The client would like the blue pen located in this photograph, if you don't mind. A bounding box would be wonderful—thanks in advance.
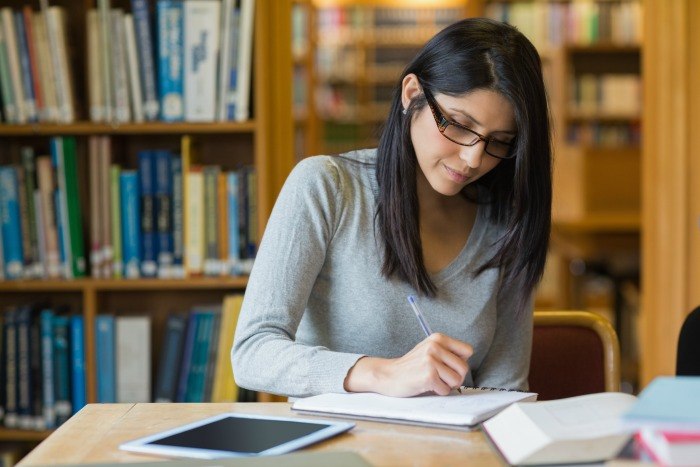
[407,295,433,337]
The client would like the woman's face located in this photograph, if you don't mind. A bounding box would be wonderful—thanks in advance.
[403,76,516,197]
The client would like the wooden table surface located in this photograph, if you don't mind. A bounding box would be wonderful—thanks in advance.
[18,403,504,466]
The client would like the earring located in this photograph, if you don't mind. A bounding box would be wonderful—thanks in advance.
[402,108,407,115]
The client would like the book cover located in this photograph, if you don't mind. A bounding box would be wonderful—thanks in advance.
[216,0,234,121]
[157,0,184,121]
[201,310,221,402]
[95,314,116,403]
[622,376,700,431]
[638,429,700,466]
[483,392,637,465]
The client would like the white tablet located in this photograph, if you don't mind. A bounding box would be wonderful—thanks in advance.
[119,413,355,459]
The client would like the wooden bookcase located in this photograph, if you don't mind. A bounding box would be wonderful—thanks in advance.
[0,0,295,446]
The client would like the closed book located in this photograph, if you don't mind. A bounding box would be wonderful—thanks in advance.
[183,0,220,122]
[1,7,27,123]
[154,151,173,276]
[130,0,159,120]
[638,429,700,466]
[45,5,76,122]
[29,306,45,429]
[234,0,254,121]
[39,308,56,429]
[95,315,116,403]
[115,316,151,403]
[123,14,143,123]
[216,0,235,121]
[89,137,103,277]
[110,164,122,278]
[86,10,104,122]
[120,170,141,279]
[483,392,636,465]
[52,314,72,425]
[50,137,72,279]
[99,137,113,278]
[202,166,220,276]
[110,9,131,123]
[201,310,221,402]
[0,18,18,123]
[32,10,59,122]
[156,0,184,121]
[35,156,60,278]
[175,311,199,402]
[211,294,243,402]
[70,315,86,414]
[97,0,113,122]
[15,306,33,429]
[154,314,186,402]
[184,310,212,402]
[170,156,184,277]
[225,171,240,275]
[20,147,41,278]
[138,151,157,277]
[19,9,41,121]
[3,308,19,428]
[15,165,33,277]
[0,166,25,279]
[184,167,204,276]
[61,137,87,278]
[14,10,37,122]
[622,376,700,432]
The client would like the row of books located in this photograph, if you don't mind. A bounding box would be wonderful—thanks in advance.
[0,0,255,125]
[88,0,254,124]
[0,136,258,281]
[566,122,641,147]
[569,73,641,117]
[0,3,75,124]
[484,0,642,49]
[1,306,86,431]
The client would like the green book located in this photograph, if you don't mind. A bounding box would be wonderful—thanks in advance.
[62,137,86,277]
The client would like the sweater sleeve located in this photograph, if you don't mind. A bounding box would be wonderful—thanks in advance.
[472,272,533,391]
[232,157,365,397]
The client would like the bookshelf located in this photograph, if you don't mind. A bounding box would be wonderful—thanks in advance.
[0,0,295,449]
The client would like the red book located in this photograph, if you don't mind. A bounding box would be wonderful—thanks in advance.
[637,429,700,466]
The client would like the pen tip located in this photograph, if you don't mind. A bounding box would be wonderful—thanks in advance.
[407,295,415,304]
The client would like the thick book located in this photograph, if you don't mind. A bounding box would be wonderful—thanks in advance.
[292,386,537,429]
[637,428,700,466]
[115,316,151,403]
[482,392,637,466]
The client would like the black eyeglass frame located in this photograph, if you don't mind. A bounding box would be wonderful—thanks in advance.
[421,86,516,160]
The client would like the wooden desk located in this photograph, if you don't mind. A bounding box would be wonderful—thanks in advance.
[18,403,502,466]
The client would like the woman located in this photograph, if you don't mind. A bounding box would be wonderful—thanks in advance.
[233,18,551,398]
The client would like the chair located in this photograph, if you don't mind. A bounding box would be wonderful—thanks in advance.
[676,306,700,376]
[530,311,620,401]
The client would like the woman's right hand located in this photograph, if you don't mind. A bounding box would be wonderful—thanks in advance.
[344,333,474,397]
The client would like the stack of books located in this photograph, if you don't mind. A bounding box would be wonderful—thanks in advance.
[622,376,700,465]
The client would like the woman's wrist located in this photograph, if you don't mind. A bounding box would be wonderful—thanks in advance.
[344,356,389,393]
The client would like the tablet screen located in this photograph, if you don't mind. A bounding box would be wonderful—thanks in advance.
[148,416,334,454]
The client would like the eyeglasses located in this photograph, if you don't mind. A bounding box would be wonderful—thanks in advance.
[422,87,516,160]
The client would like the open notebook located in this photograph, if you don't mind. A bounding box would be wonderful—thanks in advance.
[292,387,537,430]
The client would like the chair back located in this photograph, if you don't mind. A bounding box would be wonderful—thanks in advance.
[677,306,700,376]
[530,311,620,401]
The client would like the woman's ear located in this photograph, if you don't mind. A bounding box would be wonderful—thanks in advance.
[401,74,422,112]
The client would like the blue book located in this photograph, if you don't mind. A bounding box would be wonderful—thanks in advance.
[154,314,186,402]
[95,315,116,403]
[120,171,142,278]
[138,151,157,277]
[186,310,215,402]
[156,0,184,121]
[51,137,72,278]
[622,376,700,430]
[0,166,24,279]
[226,171,240,274]
[69,315,86,415]
[170,156,184,275]
[52,315,71,425]
[225,7,240,121]
[39,309,56,429]
[175,311,199,402]
[14,11,36,122]
[131,0,159,120]
[154,151,173,275]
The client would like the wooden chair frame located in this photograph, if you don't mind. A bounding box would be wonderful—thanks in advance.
[533,310,621,392]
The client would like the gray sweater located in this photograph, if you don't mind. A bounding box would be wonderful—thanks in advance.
[232,149,532,398]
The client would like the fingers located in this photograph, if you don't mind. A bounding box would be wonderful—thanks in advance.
[427,333,474,360]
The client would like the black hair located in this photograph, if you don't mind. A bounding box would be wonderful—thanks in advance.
[376,17,552,313]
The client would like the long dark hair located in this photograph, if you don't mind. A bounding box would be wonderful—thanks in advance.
[376,18,552,313]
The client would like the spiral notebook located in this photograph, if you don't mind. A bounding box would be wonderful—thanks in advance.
[292,386,537,430]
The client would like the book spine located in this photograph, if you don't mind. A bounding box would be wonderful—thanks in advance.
[202,166,219,276]
[216,0,234,121]
[62,137,86,277]
[120,171,141,279]
[86,10,104,122]
[69,315,86,415]
[88,137,103,278]
[39,309,55,429]
[99,137,113,279]
[217,172,228,276]
[225,7,239,121]
[110,9,131,123]
[46,6,76,122]
[32,11,58,122]
[130,0,159,121]
[20,147,40,278]
[14,11,37,122]
[97,0,113,122]
[0,166,25,279]
[170,156,184,277]
[1,8,27,123]
[123,14,144,123]
[3,308,18,428]
[95,315,116,403]
[15,306,32,429]
[0,18,18,123]
[154,150,173,277]
[14,164,33,277]
[36,156,60,278]
[154,314,186,402]
[235,0,255,122]
[110,164,123,278]
[115,316,151,403]
[175,311,198,402]
[202,310,221,401]
[29,308,44,429]
[226,171,240,275]
[51,315,71,425]
[50,137,72,279]
[157,0,184,122]
[183,0,220,122]
[184,167,204,275]
[138,151,157,277]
